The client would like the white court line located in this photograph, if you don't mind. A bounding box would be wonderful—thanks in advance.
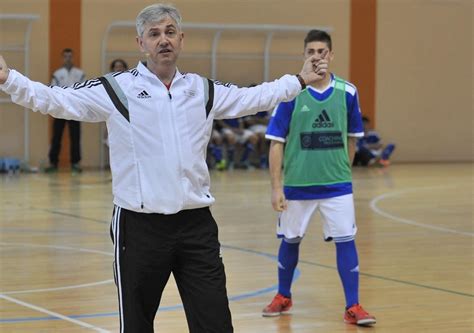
[0,242,113,295]
[0,242,113,256]
[0,294,110,333]
[2,279,114,295]
[369,187,473,237]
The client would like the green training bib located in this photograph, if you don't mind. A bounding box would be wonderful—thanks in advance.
[284,77,352,186]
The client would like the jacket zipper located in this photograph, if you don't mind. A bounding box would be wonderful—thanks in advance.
[136,151,145,209]
[137,75,179,210]
[167,85,186,208]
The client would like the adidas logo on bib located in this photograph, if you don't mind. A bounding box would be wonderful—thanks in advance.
[301,105,311,112]
[313,109,334,128]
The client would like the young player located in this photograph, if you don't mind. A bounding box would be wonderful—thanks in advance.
[263,30,376,326]
[353,116,396,167]
[245,111,270,168]
[217,118,259,169]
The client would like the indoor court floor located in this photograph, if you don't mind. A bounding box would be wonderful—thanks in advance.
[0,163,472,332]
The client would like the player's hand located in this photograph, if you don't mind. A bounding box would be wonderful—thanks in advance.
[0,55,10,85]
[271,188,287,212]
[298,49,329,86]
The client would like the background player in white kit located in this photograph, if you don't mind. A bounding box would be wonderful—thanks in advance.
[46,48,86,173]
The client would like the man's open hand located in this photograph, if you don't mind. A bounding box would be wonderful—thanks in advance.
[0,55,10,85]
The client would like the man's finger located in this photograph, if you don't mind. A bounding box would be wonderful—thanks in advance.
[314,61,328,72]
[321,49,329,60]
[309,55,320,64]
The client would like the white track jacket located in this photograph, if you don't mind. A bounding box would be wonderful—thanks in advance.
[1,62,302,214]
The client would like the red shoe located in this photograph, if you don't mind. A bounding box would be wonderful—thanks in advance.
[378,159,391,167]
[262,293,292,317]
[344,304,376,326]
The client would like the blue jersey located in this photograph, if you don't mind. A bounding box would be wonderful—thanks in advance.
[357,130,381,150]
[243,111,269,127]
[266,74,364,200]
[255,111,269,118]
[222,118,240,128]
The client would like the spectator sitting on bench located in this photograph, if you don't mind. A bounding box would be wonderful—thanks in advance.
[353,116,395,167]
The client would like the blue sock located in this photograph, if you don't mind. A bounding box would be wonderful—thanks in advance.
[278,239,300,298]
[240,143,254,163]
[227,147,235,163]
[381,143,395,160]
[335,240,359,308]
[211,145,223,162]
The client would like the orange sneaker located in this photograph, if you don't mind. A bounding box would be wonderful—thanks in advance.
[344,304,376,326]
[262,293,292,317]
[378,159,391,167]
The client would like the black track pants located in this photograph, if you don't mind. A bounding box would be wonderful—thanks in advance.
[110,206,233,333]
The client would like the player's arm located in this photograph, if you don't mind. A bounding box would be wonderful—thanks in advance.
[347,137,357,164]
[266,101,293,211]
[50,73,59,86]
[366,133,383,150]
[269,140,287,212]
[0,55,112,122]
[347,85,365,162]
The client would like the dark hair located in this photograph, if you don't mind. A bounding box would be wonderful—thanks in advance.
[110,59,129,71]
[304,30,332,50]
[62,48,73,54]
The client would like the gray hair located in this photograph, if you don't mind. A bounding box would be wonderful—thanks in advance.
[136,3,182,37]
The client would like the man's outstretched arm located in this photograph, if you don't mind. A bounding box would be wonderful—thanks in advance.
[0,55,112,123]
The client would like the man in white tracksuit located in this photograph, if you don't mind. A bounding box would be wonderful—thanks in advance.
[0,4,328,333]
